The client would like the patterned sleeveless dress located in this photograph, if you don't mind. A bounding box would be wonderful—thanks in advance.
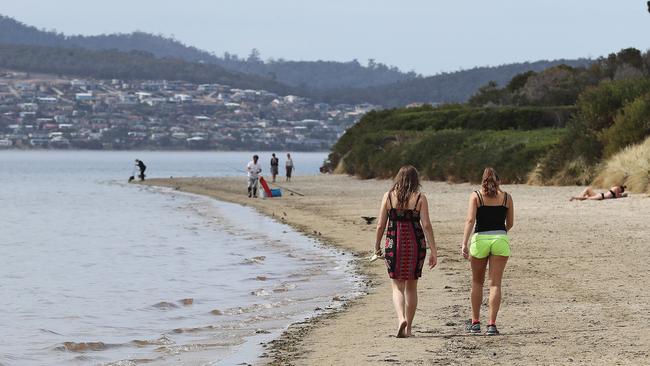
[385,193,428,280]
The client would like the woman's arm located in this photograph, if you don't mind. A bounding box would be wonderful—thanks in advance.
[506,194,515,231]
[461,193,478,259]
[373,192,390,254]
[418,194,438,269]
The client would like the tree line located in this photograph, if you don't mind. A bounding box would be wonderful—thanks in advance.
[0,14,592,106]
[326,48,650,185]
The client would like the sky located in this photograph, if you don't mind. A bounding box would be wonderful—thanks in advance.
[1,1,649,76]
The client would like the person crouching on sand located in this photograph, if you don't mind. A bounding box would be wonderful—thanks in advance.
[135,159,146,181]
[373,165,438,338]
[570,185,627,201]
[461,167,514,336]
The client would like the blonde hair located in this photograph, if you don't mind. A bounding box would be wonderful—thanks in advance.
[390,165,420,208]
[481,167,500,197]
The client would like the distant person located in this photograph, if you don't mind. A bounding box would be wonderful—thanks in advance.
[135,159,146,181]
[270,153,279,183]
[246,155,262,198]
[460,167,514,336]
[570,185,628,201]
[285,153,294,182]
[373,165,437,338]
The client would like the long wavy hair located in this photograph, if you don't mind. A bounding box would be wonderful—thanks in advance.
[390,165,421,208]
[481,167,500,197]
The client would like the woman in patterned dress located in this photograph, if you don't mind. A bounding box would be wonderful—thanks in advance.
[373,165,438,338]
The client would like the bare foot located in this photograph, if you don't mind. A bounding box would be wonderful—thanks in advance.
[396,320,407,338]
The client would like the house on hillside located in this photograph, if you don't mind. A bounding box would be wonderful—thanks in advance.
[75,93,94,102]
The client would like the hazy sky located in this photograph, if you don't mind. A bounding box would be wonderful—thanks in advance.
[2,1,649,75]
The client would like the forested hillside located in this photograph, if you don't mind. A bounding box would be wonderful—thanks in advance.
[327,48,650,186]
[0,15,414,90]
[0,43,292,94]
[0,14,593,106]
[311,59,592,107]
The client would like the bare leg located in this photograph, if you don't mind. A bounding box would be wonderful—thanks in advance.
[391,279,407,337]
[487,255,509,325]
[404,279,418,336]
[470,257,488,322]
[571,187,597,201]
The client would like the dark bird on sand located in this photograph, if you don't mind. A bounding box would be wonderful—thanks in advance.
[361,216,376,225]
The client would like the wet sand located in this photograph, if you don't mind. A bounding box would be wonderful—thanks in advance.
[144,175,650,365]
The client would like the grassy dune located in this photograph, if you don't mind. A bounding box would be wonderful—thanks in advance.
[593,135,650,193]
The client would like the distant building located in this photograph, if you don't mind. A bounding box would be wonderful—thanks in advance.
[173,94,193,103]
[37,97,58,104]
[18,103,38,111]
[75,92,94,101]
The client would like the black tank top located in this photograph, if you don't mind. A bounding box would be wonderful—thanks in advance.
[474,191,508,233]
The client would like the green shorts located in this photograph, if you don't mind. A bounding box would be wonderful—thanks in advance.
[469,233,510,259]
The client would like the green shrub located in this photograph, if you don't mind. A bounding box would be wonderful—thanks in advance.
[333,128,565,183]
[602,92,650,157]
[327,104,575,172]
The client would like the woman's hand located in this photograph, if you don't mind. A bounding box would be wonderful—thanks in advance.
[428,250,437,269]
[374,246,382,256]
[461,243,469,259]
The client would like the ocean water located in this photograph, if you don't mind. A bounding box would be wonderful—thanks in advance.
[0,151,361,365]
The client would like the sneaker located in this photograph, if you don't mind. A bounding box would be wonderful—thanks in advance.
[465,320,480,334]
[486,324,499,336]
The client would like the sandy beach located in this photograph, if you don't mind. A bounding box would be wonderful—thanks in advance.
[144,175,650,365]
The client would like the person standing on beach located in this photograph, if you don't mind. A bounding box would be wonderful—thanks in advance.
[246,155,262,198]
[270,153,279,183]
[460,167,514,336]
[373,165,438,338]
[285,153,294,182]
[135,159,146,181]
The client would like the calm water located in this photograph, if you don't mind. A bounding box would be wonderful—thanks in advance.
[0,151,361,366]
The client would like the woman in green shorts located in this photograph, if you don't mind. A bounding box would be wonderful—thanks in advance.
[460,167,514,336]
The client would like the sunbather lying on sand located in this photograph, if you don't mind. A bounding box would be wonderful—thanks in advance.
[570,185,627,201]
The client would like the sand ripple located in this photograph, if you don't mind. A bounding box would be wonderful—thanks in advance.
[241,256,266,264]
[132,335,174,347]
[151,301,179,310]
[56,341,109,352]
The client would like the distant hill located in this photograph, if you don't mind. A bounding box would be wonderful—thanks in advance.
[0,14,594,106]
[0,15,415,90]
[0,43,292,94]
[310,59,594,107]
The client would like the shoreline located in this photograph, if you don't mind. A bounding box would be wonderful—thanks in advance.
[143,175,650,365]
[143,185,367,365]
[142,177,376,365]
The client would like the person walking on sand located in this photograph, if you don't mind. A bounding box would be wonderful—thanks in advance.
[270,153,279,183]
[246,155,262,198]
[285,153,294,182]
[570,185,627,201]
[461,167,514,336]
[373,165,438,338]
[135,159,146,181]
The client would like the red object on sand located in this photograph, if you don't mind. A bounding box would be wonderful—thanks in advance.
[259,176,273,197]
